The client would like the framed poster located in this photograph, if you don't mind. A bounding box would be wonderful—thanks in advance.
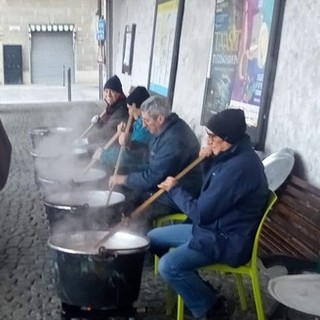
[201,0,285,150]
[148,0,185,104]
[122,24,136,75]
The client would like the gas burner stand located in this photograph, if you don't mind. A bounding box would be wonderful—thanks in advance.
[60,302,136,320]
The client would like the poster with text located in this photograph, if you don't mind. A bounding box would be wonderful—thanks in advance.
[201,0,244,124]
[201,0,284,149]
[229,0,276,128]
[149,0,179,97]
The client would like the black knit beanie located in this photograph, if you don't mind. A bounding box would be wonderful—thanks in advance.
[206,109,246,144]
[127,86,150,108]
[103,75,123,93]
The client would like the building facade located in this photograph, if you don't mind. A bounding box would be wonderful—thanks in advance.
[0,0,100,85]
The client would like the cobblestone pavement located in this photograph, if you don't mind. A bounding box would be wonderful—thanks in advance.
[0,99,315,320]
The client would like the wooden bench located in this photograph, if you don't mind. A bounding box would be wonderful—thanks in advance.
[259,174,320,273]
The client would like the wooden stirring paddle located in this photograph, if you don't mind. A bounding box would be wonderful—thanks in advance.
[95,155,205,250]
[82,130,121,175]
[78,109,106,140]
[106,114,134,206]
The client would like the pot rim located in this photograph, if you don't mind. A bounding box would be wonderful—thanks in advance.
[47,230,150,255]
[38,168,106,184]
[31,147,88,159]
[29,126,73,135]
[30,150,60,159]
[44,190,126,209]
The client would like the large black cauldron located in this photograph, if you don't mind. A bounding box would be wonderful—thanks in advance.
[29,126,74,149]
[44,190,126,232]
[48,230,149,309]
[31,140,89,187]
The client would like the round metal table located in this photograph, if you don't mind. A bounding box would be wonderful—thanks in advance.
[268,274,320,317]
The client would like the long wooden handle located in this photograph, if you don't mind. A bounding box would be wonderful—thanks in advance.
[78,109,106,140]
[106,114,134,205]
[102,130,121,151]
[130,155,205,219]
[79,123,94,140]
[95,155,205,249]
[82,130,121,175]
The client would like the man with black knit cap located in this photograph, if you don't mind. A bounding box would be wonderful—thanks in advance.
[148,108,268,320]
[92,86,151,173]
[88,75,128,144]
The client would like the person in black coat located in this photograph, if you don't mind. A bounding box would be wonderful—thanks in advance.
[87,75,128,145]
[0,119,12,190]
[148,109,268,319]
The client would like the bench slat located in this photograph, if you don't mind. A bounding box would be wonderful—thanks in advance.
[260,224,317,259]
[275,203,319,244]
[260,174,320,263]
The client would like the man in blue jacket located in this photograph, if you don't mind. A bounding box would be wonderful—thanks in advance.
[109,95,202,227]
[148,109,268,319]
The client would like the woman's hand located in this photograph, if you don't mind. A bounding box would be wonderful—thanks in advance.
[118,132,129,146]
[157,176,177,192]
[91,115,100,124]
[117,121,126,133]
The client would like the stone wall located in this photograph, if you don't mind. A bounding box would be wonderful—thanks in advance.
[0,0,99,84]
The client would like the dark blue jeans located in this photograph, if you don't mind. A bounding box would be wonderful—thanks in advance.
[147,224,218,318]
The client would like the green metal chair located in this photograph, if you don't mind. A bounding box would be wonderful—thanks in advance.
[176,191,277,320]
[155,191,277,320]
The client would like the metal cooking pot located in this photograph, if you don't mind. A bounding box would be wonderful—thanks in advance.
[31,141,89,187]
[29,126,74,149]
[48,230,149,309]
[31,147,88,160]
[37,166,107,193]
[44,190,126,232]
[31,147,89,180]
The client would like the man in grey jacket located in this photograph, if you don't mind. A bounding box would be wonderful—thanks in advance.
[109,96,202,228]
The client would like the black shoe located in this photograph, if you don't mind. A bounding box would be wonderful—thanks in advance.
[206,296,235,320]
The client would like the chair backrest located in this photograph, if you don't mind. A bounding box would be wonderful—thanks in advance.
[262,148,294,191]
[251,190,278,267]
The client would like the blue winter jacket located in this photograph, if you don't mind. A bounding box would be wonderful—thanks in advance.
[125,113,202,206]
[100,116,151,171]
[168,135,269,266]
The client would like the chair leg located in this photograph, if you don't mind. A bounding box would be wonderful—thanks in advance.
[234,274,248,311]
[177,295,184,320]
[154,255,159,275]
[251,270,265,320]
[166,285,176,315]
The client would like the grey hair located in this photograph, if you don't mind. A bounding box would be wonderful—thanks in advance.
[140,96,171,119]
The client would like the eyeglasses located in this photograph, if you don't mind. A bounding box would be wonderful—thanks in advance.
[206,130,217,140]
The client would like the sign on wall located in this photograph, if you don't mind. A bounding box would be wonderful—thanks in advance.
[201,0,285,150]
[148,0,185,104]
[122,24,136,75]
[96,18,106,41]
